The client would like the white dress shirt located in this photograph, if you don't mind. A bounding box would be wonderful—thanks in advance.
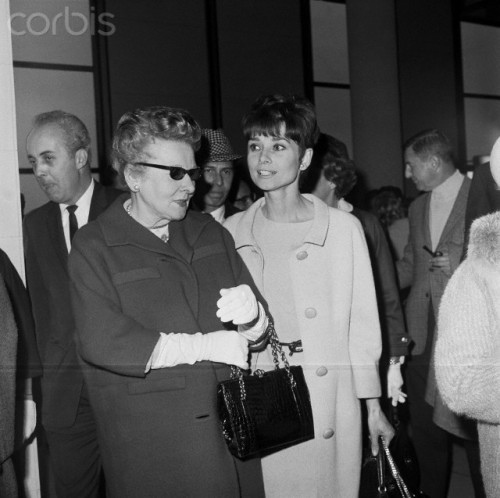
[59,180,95,252]
[208,204,226,224]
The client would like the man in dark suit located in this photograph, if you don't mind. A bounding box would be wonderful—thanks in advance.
[191,128,241,222]
[396,129,484,497]
[24,110,122,497]
[464,137,500,248]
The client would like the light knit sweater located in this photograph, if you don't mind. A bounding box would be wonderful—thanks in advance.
[436,211,500,498]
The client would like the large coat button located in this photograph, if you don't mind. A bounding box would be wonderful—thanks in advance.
[316,366,328,377]
[305,307,317,318]
[296,251,308,260]
[323,428,335,439]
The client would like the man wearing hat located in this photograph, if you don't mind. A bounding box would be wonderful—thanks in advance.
[192,128,242,223]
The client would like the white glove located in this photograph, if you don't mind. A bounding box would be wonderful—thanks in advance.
[216,285,259,325]
[147,331,249,370]
[201,330,249,369]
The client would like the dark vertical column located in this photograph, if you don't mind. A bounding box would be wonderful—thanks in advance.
[104,0,213,130]
[216,0,306,153]
[396,0,464,195]
[346,0,404,194]
[91,0,114,184]
[205,0,223,129]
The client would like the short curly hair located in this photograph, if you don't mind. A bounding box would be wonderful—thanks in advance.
[242,94,320,160]
[111,106,201,186]
[321,158,358,199]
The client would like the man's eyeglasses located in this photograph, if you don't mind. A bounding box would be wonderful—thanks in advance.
[134,162,202,181]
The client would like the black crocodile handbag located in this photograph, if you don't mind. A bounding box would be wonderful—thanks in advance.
[217,319,314,459]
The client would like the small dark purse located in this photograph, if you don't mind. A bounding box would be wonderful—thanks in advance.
[359,408,429,498]
[217,319,314,459]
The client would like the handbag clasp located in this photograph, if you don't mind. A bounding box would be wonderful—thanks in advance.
[279,340,303,356]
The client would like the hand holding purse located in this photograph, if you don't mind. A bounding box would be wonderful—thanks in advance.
[217,319,314,459]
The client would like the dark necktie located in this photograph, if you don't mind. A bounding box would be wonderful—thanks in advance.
[67,205,78,242]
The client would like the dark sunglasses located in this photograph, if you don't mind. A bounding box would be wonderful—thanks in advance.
[134,162,202,181]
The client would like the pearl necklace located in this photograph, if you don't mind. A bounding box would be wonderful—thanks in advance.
[125,201,169,243]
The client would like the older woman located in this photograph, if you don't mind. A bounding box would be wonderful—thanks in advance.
[301,148,411,406]
[224,95,394,498]
[68,106,267,497]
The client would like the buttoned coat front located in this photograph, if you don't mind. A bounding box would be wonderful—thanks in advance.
[224,195,382,498]
[69,196,265,498]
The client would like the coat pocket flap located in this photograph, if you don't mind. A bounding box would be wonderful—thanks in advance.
[112,267,160,285]
[127,376,186,395]
[193,244,226,261]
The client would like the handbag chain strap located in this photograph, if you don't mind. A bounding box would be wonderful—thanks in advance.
[380,437,414,498]
[268,319,296,388]
[230,318,298,398]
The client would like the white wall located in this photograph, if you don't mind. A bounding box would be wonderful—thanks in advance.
[1,0,24,277]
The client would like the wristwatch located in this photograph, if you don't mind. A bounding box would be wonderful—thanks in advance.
[389,356,403,366]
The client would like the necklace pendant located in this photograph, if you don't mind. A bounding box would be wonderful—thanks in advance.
[161,233,169,243]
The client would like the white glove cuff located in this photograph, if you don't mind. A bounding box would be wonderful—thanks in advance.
[238,302,268,342]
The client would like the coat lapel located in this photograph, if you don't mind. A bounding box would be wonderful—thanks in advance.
[437,177,470,247]
[423,194,432,249]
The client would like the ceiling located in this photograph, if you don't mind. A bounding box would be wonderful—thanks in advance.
[461,0,500,25]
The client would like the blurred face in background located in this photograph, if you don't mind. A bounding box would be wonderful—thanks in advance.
[233,180,255,211]
[202,161,234,213]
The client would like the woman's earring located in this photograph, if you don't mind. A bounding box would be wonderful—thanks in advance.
[133,185,140,192]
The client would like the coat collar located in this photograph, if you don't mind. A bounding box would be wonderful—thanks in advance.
[232,193,330,249]
[99,195,214,263]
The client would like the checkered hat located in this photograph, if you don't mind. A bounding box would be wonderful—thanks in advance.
[201,129,242,162]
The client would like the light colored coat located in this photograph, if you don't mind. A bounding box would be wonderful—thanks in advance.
[436,211,500,498]
[224,194,382,498]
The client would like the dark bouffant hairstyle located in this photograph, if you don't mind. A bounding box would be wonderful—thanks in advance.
[242,94,320,160]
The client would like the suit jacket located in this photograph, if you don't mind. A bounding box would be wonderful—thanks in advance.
[464,161,500,251]
[23,181,122,429]
[397,176,470,355]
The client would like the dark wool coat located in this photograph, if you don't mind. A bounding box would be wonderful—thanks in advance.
[69,195,265,498]
[0,248,41,379]
[0,276,19,498]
